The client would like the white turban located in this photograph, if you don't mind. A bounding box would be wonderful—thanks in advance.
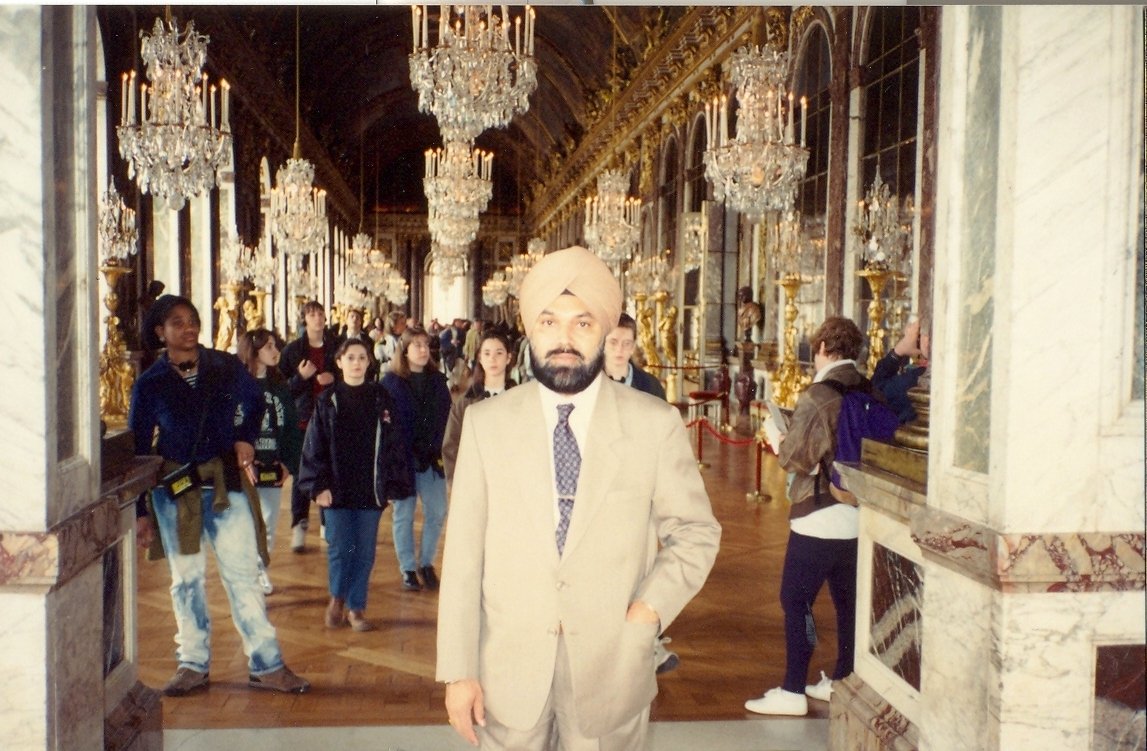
[518,246,623,334]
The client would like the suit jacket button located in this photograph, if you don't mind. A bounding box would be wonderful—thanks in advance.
[555,581,567,590]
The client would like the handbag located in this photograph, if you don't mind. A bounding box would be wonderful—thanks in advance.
[160,462,200,498]
[253,460,284,487]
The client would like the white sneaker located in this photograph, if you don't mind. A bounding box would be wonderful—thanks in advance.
[257,564,274,596]
[290,524,305,553]
[744,687,808,716]
[805,671,833,702]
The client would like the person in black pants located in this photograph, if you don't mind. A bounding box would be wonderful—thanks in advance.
[279,300,340,552]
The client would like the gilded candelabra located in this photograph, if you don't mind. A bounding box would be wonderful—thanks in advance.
[769,273,811,408]
[98,261,135,426]
[97,181,138,427]
[853,174,913,373]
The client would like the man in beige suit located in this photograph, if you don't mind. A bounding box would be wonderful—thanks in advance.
[437,246,721,749]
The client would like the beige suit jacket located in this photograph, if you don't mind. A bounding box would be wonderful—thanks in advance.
[436,378,721,737]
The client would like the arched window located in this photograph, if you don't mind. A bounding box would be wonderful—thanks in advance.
[856,7,921,337]
[860,8,920,199]
[796,24,831,221]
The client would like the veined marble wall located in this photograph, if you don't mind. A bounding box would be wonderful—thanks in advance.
[836,7,1145,751]
[0,8,162,749]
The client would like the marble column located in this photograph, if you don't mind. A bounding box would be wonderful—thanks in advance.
[0,7,162,750]
[831,7,1145,751]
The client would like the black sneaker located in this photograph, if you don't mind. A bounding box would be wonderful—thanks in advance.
[402,570,422,591]
[420,565,440,590]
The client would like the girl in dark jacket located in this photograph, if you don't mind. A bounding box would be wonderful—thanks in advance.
[381,326,452,592]
[297,339,411,631]
[441,328,516,484]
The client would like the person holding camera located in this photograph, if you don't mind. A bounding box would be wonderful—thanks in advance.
[871,318,930,424]
[130,295,310,697]
[238,328,304,595]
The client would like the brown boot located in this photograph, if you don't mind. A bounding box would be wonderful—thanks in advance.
[347,610,376,632]
[248,665,310,694]
[324,596,346,628]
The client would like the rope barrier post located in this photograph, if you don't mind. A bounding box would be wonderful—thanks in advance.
[746,436,770,503]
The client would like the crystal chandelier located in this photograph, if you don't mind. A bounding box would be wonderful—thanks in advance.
[271,11,327,258]
[703,44,809,222]
[584,168,641,271]
[431,244,469,284]
[768,209,805,277]
[385,267,410,306]
[116,15,232,211]
[424,142,494,217]
[289,259,319,301]
[853,174,913,271]
[220,233,252,285]
[427,194,482,248]
[527,236,547,259]
[410,4,537,143]
[482,270,510,308]
[98,182,138,265]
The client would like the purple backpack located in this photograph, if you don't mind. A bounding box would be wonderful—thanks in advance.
[814,377,899,503]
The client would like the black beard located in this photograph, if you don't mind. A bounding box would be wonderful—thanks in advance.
[530,346,605,395]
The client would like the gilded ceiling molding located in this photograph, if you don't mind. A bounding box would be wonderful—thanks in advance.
[528,5,755,231]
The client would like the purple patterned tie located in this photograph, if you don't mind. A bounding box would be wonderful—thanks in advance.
[553,403,580,555]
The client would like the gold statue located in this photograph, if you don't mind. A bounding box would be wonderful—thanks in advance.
[658,304,678,365]
[213,285,239,351]
[242,298,264,331]
[638,304,660,367]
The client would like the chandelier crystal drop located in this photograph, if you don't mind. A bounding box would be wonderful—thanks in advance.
[430,244,469,283]
[116,16,232,211]
[410,4,537,143]
[98,182,139,265]
[703,44,810,222]
[583,169,641,271]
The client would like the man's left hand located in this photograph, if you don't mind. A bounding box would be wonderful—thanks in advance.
[625,599,660,628]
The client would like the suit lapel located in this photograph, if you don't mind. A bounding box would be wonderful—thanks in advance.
[561,381,625,560]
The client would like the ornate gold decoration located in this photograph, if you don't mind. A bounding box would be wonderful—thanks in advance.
[769,273,811,409]
[763,7,788,49]
[895,382,931,451]
[791,6,817,38]
[213,282,241,351]
[857,267,894,374]
[98,262,135,427]
[635,293,660,368]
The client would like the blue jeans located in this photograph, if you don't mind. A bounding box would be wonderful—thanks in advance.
[256,485,284,551]
[392,468,447,572]
[151,485,284,676]
[325,507,382,611]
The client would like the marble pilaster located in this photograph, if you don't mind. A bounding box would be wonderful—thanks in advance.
[0,8,162,750]
[835,8,1146,751]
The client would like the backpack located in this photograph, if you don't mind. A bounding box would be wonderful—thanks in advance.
[814,377,899,505]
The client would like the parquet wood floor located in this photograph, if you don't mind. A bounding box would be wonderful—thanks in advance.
[136,425,841,729]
